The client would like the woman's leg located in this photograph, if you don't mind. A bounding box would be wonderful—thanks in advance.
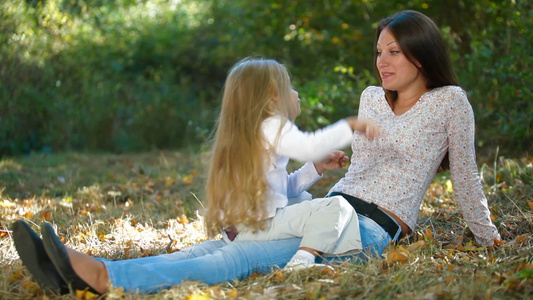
[65,215,388,294]
[104,238,302,293]
[61,240,230,294]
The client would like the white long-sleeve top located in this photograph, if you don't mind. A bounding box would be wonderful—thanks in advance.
[262,115,354,218]
[330,86,501,246]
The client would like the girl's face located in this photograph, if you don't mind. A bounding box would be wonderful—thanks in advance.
[290,88,301,119]
[376,28,425,93]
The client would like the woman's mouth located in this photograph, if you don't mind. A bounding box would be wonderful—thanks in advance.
[381,72,394,80]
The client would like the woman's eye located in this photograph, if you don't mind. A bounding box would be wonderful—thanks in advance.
[391,50,400,55]
[376,51,382,56]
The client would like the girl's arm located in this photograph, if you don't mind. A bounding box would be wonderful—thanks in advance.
[313,150,349,175]
[263,116,379,163]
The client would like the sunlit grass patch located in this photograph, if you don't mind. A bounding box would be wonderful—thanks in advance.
[0,151,532,299]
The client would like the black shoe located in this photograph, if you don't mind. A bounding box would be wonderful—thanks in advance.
[11,220,69,295]
[40,222,100,295]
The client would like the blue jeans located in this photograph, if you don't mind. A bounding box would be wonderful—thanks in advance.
[101,214,394,293]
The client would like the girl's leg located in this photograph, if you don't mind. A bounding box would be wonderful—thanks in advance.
[237,196,359,254]
[104,238,302,293]
[319,213,391,264]
[97,240,229,266]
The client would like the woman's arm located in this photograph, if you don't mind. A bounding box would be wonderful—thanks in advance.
[446,88,501,246]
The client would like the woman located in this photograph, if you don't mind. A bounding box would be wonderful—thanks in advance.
[11,10,499,296]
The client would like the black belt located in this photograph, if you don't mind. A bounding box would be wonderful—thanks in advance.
[328,192,401,240]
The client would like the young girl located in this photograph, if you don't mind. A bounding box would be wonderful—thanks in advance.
[204,57,379,268]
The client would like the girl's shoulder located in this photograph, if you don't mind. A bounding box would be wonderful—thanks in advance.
[262,115,293,133]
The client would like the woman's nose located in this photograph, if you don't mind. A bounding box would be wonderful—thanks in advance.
[377,56,388,67]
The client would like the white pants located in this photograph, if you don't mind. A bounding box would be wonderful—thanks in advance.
[234,195,362,256]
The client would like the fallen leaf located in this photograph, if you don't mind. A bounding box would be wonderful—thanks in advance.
[515,234,530,245]
[183,174,194,185]
[445,179,453,192]
[424,228,434,240]
[227,288,238,298]
[387,246,411,265]
[8,269,24,283]
[273,270,285,282]
[0,199,16,208]
[75,289,99,300]
[407,240,426,252]
[165,177,175,186]
[39,210,52,221]
[177,214,189,224]
[186,294,210,300]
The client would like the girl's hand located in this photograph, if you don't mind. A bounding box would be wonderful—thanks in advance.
[346,117,380,141]
[313,150,349,175]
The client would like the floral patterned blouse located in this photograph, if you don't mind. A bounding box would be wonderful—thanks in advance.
[329,86,500,246]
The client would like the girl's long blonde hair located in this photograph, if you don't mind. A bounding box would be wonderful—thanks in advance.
[204,57,297,237]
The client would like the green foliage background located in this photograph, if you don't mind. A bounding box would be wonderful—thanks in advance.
[1,0,531,158]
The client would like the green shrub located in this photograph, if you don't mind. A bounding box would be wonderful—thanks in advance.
[0,0,530,158]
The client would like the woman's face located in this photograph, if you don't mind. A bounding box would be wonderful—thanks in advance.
[376,28,425,93]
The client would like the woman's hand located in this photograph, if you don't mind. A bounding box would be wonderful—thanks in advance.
[313,150,349,175]
[346,117,380,141]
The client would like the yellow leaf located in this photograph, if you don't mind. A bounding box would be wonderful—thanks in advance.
[387,246,410,265]
[186,294,210,300]
[165,177,175,186]
[406,240,426,253]
[183,174,194,185]
[273,270,285,282]
[445,179,453,192]
[177,214,189,224]
[75,289,99,300]
[464,241,475,251]
[528,201,533,213]
[227,288,238,298]
[0,199,16,208]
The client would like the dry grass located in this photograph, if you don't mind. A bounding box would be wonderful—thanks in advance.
[0,151,532,299]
